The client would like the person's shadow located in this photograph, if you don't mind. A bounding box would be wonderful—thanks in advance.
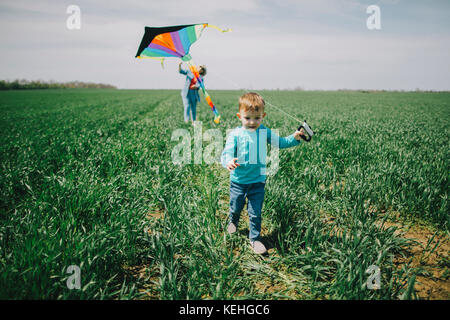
[236,226,296,257]
[260,210,311,256]
[229,206,308,257]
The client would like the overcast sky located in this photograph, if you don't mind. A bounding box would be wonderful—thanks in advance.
[0,0,449,90]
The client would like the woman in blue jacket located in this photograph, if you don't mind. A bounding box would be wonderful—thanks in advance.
[179,62,206,124]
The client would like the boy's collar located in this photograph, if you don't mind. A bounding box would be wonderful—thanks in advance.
[239,124,266,132]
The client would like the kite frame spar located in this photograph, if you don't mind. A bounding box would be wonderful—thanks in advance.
[135,23,230,124]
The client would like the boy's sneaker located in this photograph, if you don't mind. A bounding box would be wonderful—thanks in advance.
[227,222,237,234]
[250,240,267,255]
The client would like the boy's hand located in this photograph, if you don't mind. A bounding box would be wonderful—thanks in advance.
[226,158,240,171]
[294,127,305,141]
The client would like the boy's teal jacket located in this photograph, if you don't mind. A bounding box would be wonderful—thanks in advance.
[221,124,300,184]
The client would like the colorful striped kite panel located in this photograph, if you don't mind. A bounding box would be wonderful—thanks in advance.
[135,24,207,59]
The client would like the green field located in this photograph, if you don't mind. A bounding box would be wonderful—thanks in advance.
[0,89,448,299]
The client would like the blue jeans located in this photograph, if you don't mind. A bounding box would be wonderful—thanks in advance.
[181,90,198,122]
[229,181,265,242]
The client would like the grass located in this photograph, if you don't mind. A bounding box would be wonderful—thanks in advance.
[0,89,448,299]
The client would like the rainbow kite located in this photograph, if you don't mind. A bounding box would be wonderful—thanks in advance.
[135,23,230,124]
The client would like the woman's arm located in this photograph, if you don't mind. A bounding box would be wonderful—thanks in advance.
[179,62,188,75]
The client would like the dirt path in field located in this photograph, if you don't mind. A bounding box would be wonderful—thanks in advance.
[380,217,450,300]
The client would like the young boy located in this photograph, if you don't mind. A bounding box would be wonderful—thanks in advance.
[178,63,207,124]
[220,92,305,254]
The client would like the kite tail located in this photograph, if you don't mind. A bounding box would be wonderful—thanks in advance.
[137,55,165,68]
[205,24,232,33]
[185,59,220,124]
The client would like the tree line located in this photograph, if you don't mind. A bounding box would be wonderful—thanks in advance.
[0,79,117,90]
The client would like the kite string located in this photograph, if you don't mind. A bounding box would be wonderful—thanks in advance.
[212,73,304,124]
[265,101,304,124]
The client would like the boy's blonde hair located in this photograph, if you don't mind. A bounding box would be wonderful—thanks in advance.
[239,92,265,112]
